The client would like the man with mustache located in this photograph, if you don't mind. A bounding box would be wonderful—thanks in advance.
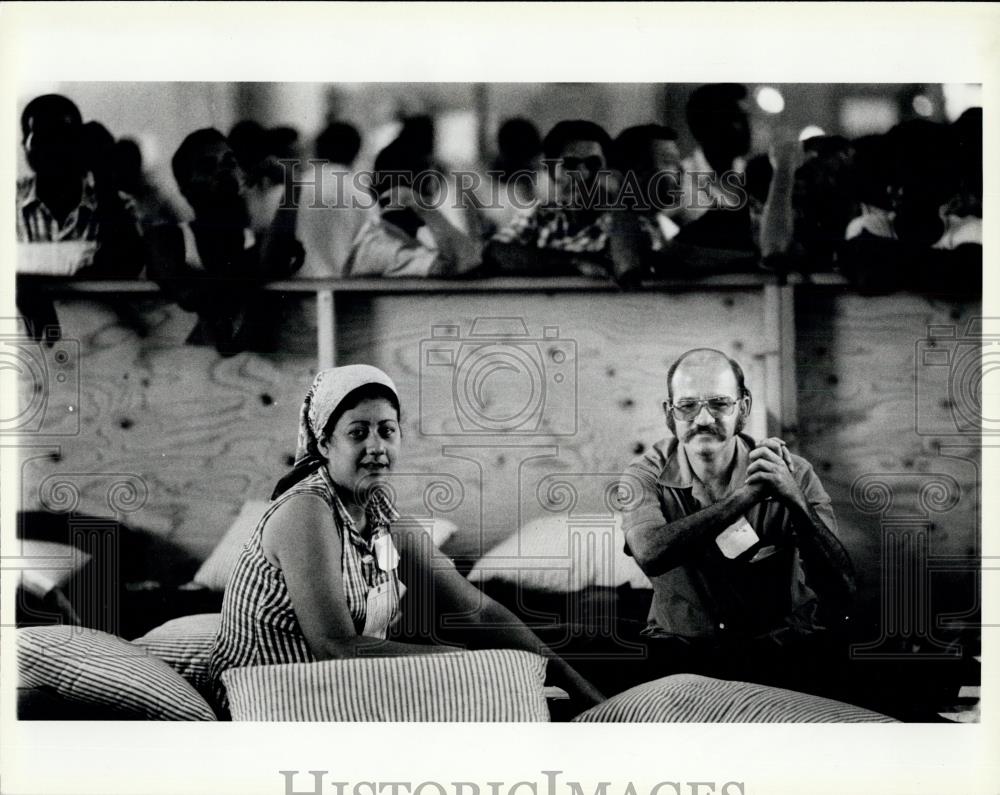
[618,348,856,696]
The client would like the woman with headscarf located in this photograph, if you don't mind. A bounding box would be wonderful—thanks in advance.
[209,365,604,715]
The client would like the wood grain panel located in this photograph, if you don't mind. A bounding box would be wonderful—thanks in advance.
[16,297,314,574]
[336,290,769,555]
[796,289,981,628]
[15,286,982,639]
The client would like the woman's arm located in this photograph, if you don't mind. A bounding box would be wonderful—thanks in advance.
[264,495,457,660]
[394,524,605,709]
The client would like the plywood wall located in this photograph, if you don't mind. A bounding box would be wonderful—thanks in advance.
[334,289,769,559]
[16,295,314,580]
[16,286,981,638]
[795,288,981,639]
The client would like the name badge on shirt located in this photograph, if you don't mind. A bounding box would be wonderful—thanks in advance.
[373,534,400,572]
[715,516,759,559]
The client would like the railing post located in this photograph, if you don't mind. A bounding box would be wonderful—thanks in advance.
[316,289,335,369]
[762,281,798,441]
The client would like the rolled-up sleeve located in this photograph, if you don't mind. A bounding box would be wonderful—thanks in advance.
[344,222,439,277]
[619,447,673,557]
[794,459,838,536]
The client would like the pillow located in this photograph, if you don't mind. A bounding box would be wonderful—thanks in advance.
[192,500,270,590]
[572,673,897,723]
[222,649,549,721]
[132,613,221,692]
[17,625,217,720]
[193,500,457,591]
[467,514,650,592]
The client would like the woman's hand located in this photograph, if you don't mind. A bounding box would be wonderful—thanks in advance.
[547,655,606,711]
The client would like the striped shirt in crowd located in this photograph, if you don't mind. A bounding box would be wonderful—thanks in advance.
[208,467,404,713]
[492,205,610,254]
[16,173,102,242]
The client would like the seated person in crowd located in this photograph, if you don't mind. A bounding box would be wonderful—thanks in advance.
[17,95,142,266]
[228,119,305,243]
[294,121,374,278]
[619,348,857,700]
[786,135,856,268]
[484,120,631,281]
[112,137,183,231]
[342,140,481,277]
[229,119,283,190]
[841,118,981,295]
[845,120,961,248]
[16,94,143,339]
[391,114,483,241]
[475,117,544,238]
[610,124,758,281]
[145,128,304,355]
[753,133,857,272]
[209,365,604,717]
[949,107,982,225]
[677,84,756,252]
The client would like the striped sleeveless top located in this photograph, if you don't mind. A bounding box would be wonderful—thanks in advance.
[208,468,403,712]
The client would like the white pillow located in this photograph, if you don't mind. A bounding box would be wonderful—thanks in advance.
[194,501,457,591]
[573,674,897,723]
[467,514,650,592]
[192,501,270,591]
[222,649,549,721]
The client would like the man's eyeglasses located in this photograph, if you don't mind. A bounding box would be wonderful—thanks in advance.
[670,396,739,421]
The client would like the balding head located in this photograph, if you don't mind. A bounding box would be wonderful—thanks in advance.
[665,348,752,436]
[668,349,748,403]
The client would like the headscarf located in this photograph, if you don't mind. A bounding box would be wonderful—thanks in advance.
[271,365,400,506]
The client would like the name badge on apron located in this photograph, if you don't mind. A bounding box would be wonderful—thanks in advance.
[715,515,759,559]
[362,578,406,638]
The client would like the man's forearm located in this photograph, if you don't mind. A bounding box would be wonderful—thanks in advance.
[788,499,857,615]
[422,211,481,273]
[628,486,759,576]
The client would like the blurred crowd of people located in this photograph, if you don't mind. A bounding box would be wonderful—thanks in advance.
[16,85,982,353]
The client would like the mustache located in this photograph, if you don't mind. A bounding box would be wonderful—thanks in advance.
[684,424,726,442]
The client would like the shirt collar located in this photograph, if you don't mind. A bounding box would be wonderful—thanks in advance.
[318,466,397,554]
[658,432,754,496]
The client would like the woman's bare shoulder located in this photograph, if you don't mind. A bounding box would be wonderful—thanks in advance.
[262,492,338,563]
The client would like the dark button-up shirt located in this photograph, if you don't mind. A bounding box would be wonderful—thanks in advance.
[621,434,838,640]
